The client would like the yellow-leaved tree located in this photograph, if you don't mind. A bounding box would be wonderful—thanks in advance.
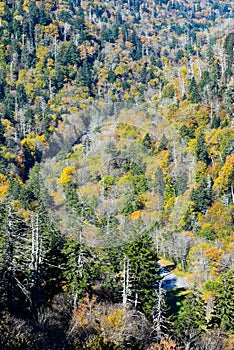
[213,155,234,204]
[0,174,10,200]
[60,166,76,187]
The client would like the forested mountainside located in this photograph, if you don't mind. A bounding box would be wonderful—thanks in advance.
[0,0,233,349]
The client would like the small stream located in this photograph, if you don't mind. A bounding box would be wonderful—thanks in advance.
[158,265,190,290]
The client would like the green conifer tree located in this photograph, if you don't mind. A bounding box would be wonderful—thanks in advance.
[175,288,207,349]
[195,133,210,164]
[191,177,212,214]
[209,270,234,332]
[124,232,159,317]
[189,77,201,103]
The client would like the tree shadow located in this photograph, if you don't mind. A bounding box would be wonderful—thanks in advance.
[166,288,186,318]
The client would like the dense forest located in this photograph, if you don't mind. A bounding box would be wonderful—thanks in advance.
[0,0,233,349]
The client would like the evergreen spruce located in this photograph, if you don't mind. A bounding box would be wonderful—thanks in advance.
[175,288,207,349]
[209,270,234,332]
[191,177,213,214]
[195,133,210,164]
[124,233,159,317]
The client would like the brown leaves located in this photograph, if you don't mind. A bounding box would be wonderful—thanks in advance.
[69,295,151,348]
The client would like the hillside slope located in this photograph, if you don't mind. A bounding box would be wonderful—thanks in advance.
[0,0,233,349]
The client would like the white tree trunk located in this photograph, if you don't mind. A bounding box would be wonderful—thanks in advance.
[30,214,41,273]
[122,256,130,308]
[231,184,234,205]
